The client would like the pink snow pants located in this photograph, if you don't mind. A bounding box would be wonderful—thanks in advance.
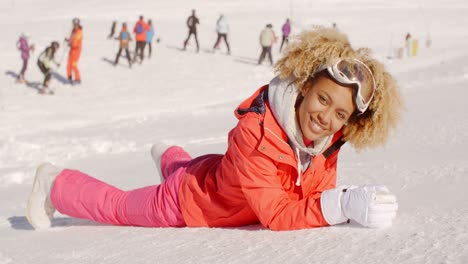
[50,146,191,227]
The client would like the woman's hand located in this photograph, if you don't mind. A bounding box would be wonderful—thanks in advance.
[341,185,398,228]
[321,185,398,228]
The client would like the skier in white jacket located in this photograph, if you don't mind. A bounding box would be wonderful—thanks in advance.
[212,14,230,54]
[258,24,276,65]
[37,41,60,94]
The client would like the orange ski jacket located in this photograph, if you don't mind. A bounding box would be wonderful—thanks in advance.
[178,85,343,230]
[133,20,149,42]
[68,27,82,55]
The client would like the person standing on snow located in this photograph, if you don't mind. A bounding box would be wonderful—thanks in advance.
[146,19,155,58]
[65,18,83,85]
[212,14,230,55]
[183,9,200,52]
[405,32,412,58]
[133,15,149,64]
[27,27,402,231]
[279,18,291,52]
[37,41,60,94]
[16,33,35,83]
[114,23,132,68]
[258,24,277,65]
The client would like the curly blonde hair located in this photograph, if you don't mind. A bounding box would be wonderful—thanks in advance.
[275,26,403,150]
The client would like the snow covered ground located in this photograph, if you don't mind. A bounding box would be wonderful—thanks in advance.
[1,0,467,263]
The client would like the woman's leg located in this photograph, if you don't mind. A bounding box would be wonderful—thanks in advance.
[183,32,191,50]
[147,42,152,58]
[37,61,49,90]
[159,146,192,181]
[19,59,28,79]
[222,34,230,53]
[44,69,52,87]
[37,61,47,74]
[267,47,273,65]
[139,42,146,62]
[258,46,267,64]
[133,42,139,62]
[114,48,123,64]
[50,168,186,227]
[279,35,286,52]
[194,32,200,52]
[213,34,221,49]
[124,48,132,65]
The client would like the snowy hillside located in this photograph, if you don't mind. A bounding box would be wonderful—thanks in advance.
[1,0,467,263]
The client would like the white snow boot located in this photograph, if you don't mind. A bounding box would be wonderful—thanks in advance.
[26,162,62,230]
[150,142,170,183]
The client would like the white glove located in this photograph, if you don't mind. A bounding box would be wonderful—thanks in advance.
[321,185,398,228]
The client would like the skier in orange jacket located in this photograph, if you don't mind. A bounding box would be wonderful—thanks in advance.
[66,18,83,85]
[133,15,149,64]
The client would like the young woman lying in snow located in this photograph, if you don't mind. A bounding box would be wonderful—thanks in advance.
[27,27,402,231]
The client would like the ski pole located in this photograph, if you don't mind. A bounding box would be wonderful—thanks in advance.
[57,39,69,67]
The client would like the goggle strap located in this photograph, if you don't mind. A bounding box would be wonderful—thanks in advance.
[322,136,346,159]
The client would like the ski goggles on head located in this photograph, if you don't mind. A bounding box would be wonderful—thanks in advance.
[325,58,376,113]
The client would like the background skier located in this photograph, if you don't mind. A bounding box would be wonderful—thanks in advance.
[114,22,133,68]
[258,23,276,65]
[146,19,155,58]
[37,41,60,94]
[133,15,149,64]
[405,32,412,57]
[279,18,291,52]
[16,33,34,83]
[65,18,83,85]
[183,9,200,52]
[212,14,230,55]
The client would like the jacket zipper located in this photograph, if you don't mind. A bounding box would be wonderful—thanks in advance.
[295,147,301,186]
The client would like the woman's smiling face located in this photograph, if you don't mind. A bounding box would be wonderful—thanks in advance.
[296,75,356,141]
